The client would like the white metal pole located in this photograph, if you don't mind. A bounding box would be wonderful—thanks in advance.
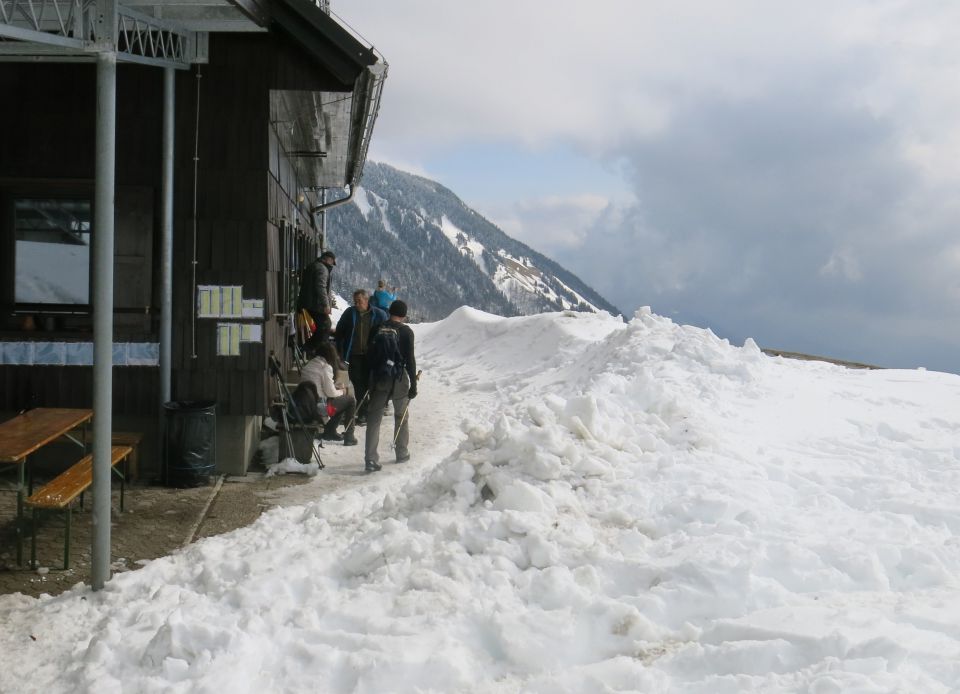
[91,51,117,591]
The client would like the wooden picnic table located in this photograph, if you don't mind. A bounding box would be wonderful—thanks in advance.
[0,408,93,565]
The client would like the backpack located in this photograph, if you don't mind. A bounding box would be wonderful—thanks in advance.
[296,261,317,311]
[290,381,320,424]
[368,324,405,384]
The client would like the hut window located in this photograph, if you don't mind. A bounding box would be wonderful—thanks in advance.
[14,198,92,306]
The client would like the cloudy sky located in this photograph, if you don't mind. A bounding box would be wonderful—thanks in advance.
[336,1,960,374]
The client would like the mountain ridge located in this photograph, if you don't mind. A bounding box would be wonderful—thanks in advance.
[326,161,621,322]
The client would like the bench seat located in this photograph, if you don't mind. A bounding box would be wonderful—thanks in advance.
[105,432,143,482]
[26,445,132,568]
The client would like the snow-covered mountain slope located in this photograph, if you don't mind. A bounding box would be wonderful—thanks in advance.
[326,161,621,321]
[4,306,960,692]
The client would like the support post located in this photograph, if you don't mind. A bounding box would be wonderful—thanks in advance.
[160,67,175,405]
[91,51,117,591]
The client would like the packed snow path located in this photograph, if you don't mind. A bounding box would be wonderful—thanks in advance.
[2,307,960,693]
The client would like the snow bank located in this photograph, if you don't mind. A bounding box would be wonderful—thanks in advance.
[3,306,960,692]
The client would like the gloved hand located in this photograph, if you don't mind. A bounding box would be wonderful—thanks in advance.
[408,385,418,400]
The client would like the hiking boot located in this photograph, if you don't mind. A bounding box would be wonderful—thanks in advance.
[343,434,358,446]
[395,454,410,464]
[356,415,367,426]
[364,460,381,473]
[321,431,343,442]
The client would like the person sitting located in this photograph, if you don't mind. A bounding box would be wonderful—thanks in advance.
[371,279,397,312]
[300,342,358,445]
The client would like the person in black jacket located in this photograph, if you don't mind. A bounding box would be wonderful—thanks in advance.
[363,300,417,472]
[335,289,389,424]
[297,250,336,350]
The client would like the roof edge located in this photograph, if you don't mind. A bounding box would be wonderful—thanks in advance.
[268,0,378,85]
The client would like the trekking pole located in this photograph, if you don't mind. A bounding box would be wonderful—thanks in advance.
[393,370,422,447]
[343,389,371,431]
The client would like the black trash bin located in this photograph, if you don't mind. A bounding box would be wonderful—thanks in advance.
[163,400,216,487]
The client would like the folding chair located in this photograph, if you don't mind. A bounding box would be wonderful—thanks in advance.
[268,352,324,469]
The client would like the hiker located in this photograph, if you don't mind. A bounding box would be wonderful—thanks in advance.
[335,289,389,424]
[300,342,358,445]
[371,279,397,312]
[296,250,337,350]
[364,300,417,472]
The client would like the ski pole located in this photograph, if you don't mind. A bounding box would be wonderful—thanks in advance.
[393,370,422,446]
[343,389,371,431]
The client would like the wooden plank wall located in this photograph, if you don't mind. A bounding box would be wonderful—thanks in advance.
[0,34,349,418]
[171,35,276,417]
[0,366,159,413]
[0,63,163,415]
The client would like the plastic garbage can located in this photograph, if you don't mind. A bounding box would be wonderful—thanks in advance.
[163,400,216,487]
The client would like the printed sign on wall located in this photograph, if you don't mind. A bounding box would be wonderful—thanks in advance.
[198,285,243,318]
[216,322,263,356]
[199,286,265,357]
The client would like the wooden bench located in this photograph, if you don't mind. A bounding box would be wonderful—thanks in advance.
[110,431,143,482]
[26,445,132,569]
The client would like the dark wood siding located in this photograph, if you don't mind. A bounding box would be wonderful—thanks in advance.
[0,32,346,417]
[0,63,163,415]
[170,34,333,417]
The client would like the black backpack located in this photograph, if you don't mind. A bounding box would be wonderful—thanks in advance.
[290,381,320,423]
[369,324,405,383]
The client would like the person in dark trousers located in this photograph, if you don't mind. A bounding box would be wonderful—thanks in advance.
[300,342,358,445]
[297,250,337,350]
[335,289,388,423]
[364,300,417,473]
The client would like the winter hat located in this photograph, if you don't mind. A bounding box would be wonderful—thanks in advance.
[389,300,407,318]
[320,250,336,265]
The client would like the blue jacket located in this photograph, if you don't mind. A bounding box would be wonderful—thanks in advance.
[371,289,396,311]
[335,305,388,359]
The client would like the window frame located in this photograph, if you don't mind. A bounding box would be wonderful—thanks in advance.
[2,180,95,317]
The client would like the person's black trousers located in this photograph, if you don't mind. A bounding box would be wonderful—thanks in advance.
[303,309,331,351]
[348,354,371,417]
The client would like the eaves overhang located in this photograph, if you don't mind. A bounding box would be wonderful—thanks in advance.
[0,0,387,192]
[266,0,387,196]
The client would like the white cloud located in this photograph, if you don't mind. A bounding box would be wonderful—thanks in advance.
[485,193,617,251]
[337,1,960,372]
[342,2,960,159]
[820,248,863,282]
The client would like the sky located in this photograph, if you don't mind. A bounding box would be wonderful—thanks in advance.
[333,1,960,374]
[4,307,960,691]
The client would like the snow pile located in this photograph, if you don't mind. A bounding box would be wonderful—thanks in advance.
[264,456,320,478]
[2,306,960,692]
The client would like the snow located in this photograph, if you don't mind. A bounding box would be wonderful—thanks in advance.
[493,249,603,314]
[15,239,90,304]
[4,306,960,692]
[440,215,489,274]
[369,191,398,239]
[352,187,373,221]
